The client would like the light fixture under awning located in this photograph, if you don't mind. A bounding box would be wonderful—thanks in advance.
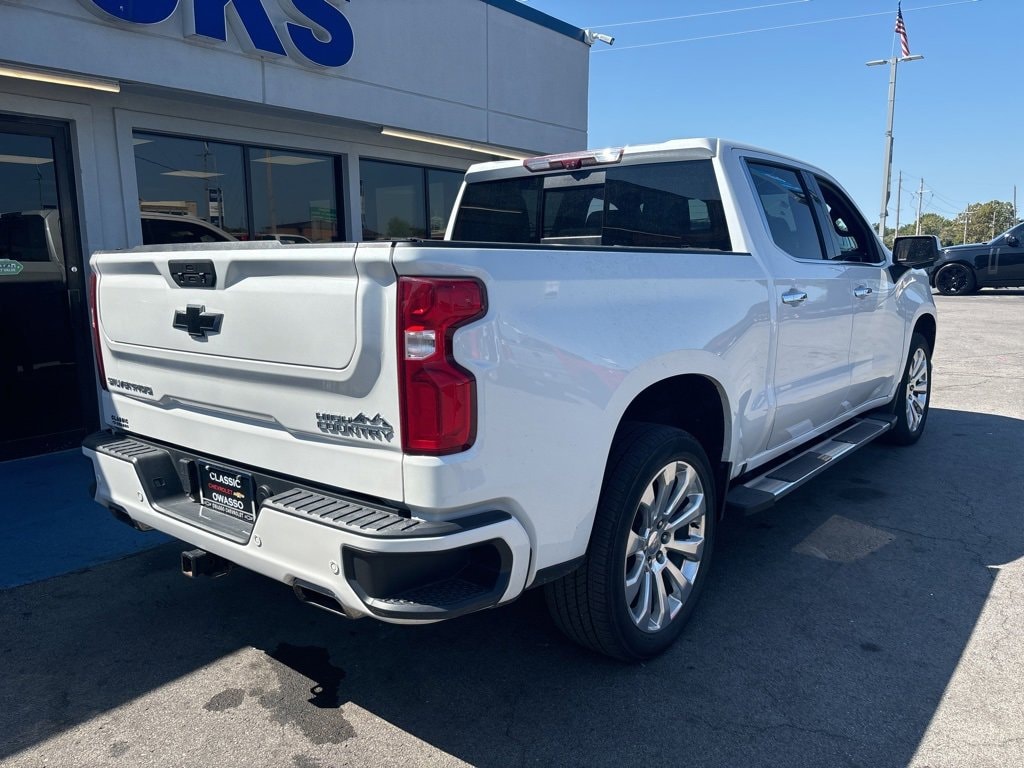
[0,63,120,93]
[380,127,532,160]
[0,154,54,166]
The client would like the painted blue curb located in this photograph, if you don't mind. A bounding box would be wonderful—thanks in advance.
[0,450,169,589]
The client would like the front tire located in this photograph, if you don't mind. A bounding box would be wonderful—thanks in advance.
[934,263,976,295]
[882,332,932,445]
[545,423,716,661]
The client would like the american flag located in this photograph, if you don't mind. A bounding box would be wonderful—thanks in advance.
[895,3,911,57]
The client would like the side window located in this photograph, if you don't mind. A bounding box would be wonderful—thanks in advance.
[814,177,882,263]
[747,162,824,260]
[1006,222,1024,245]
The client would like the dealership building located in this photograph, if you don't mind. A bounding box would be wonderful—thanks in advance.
[0,0,592,460]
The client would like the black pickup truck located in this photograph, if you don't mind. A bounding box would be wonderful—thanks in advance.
[930,222,1024,295]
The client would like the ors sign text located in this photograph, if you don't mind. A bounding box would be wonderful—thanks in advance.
[79,0,354,68]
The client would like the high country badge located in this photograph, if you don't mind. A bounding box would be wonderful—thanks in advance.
[316,412,395,442]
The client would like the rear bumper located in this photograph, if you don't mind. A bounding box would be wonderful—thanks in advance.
[82,431,530,623]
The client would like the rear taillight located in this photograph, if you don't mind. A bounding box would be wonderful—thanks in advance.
[89,272,107,391]
[398,277,486,455]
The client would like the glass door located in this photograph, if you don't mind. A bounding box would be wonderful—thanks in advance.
[0,117,96,460]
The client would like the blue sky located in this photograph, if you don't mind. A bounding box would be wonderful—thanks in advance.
[526,0,1022,227]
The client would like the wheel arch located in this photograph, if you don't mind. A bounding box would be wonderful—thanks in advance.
[913,312,937,353]
[614,374,731,517]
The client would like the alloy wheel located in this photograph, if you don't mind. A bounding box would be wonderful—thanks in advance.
[905,348,929,432]
[937,265,971,294]
[624,461,707,633]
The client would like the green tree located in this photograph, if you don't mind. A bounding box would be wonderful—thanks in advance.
[880,213,952,248]
[945,201,1017,245]
[877,200,1020,248]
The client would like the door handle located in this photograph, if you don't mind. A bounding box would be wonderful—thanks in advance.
[781,290,808,306]
[853,285,873,299]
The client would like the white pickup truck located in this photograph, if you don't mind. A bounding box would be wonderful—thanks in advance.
[84,139,938,660]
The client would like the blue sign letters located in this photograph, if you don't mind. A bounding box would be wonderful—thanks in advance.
[285,0,353,67]
[187,0,286,56]
[78,0,354,68]
[83,0,180,24]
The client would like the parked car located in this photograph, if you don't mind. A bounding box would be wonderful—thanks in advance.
[140,212,237,245]
[84,138,939,660]
[930,222,1024,295]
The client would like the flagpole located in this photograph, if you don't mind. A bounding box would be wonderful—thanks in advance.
[867,4,923,242]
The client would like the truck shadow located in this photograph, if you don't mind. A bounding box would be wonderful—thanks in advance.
[0,407,1020,766]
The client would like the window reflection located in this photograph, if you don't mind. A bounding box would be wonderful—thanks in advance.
[0,133,61,263]
[134,133,246,239]
[361,160,465,241]
[133,132,342,244]
[249,148,338,243]
[0,134,58,215]
[427,168,463,238]
[360,160,426,239]
[749,163,824,260]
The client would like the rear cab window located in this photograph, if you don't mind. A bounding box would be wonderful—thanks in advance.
[451,160,732,252]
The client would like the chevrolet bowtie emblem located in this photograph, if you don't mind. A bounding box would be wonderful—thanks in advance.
[173,304,223,339]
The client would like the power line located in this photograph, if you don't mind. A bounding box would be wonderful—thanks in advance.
[590,1,811,30]
[929,189,972,208]
[594,0,980,53]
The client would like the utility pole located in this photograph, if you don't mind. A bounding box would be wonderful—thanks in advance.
[915,177,924,235]
[991,208,997,240]
[1014,185,1018,223]
[867,53,924,238]
[894,171,903,238]
[963,207,970,244]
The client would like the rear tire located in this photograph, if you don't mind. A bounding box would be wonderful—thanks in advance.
[881,332,931,446]
[934,263,976,295]
[545,423,716,661]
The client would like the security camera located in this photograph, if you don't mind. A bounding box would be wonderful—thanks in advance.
[584,30,615,46]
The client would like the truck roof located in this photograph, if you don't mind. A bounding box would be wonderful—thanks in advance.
[464,138,808,183]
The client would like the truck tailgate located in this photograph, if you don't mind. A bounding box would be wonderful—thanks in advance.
[91,242,403,499]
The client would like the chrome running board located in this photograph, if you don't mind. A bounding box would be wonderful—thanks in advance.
[726,415,896,515]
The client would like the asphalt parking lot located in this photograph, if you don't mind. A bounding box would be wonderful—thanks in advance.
[2,290,1022,768]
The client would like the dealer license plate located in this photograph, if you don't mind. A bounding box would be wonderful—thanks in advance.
[197,461,257,523]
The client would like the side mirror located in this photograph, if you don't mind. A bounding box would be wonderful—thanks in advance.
[893,235,940,268]
[1006,235,1020,248]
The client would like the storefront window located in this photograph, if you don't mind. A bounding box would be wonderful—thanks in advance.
[360,159,464,241]
[133,133,247,239]
[0,134,59,221]
[248,147,339,243]
[428,168,463,238]
[360,160,426,239]
[134,132,342,244]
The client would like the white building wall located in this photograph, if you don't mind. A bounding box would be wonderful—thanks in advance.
[2,0,589,152]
